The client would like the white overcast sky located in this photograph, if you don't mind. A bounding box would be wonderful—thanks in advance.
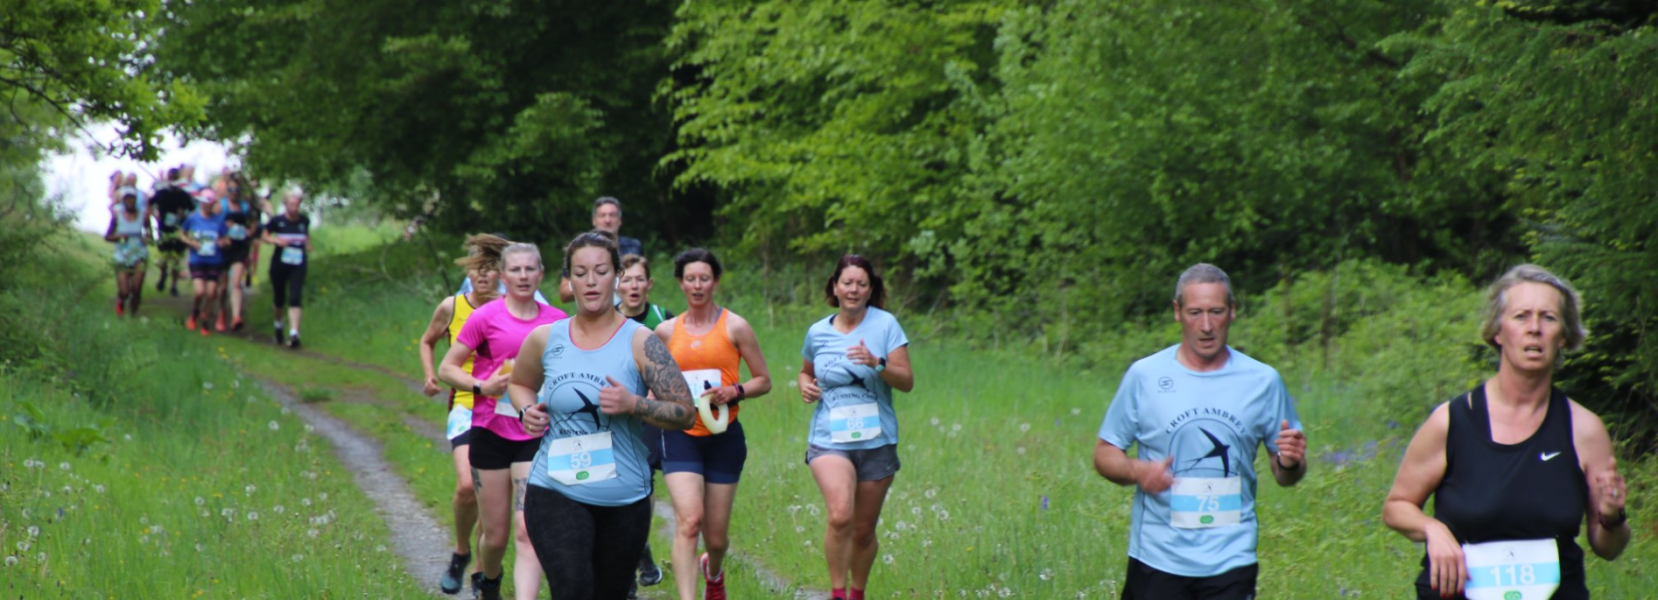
[43,123,231,232]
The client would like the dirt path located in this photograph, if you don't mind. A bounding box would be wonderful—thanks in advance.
[260,379,453,596]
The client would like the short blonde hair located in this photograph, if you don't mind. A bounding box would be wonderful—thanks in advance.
[501,242,543,270]
[1480,264,1588,352]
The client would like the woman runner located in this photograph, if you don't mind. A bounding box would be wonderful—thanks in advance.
[510,230,696,600]
[263,191,312,348]
[654,248,772,600]
[180,189,228,337]
[420,234,509,594]
[798,255,915,600]
[439,243,567,600]
[1384,265,1629,600]
[105,186,151,316]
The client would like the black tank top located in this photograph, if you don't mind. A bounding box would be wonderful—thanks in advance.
[1415,385,1588,599]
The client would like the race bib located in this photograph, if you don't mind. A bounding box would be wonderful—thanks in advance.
[1463,538,1560,600]
[228,225,248,241]
[164,213,179,227]
[446,406,472,440]
[1170,476,1242,528]
[546,431,617,485]
[493,395,520,418]
[197,234,217,257]
[280,246,305,265]
[682,368,722,395]
[829,403,882,443]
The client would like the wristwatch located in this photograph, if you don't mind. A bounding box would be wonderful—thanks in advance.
[472,383,482,397]
[876,357,887,373]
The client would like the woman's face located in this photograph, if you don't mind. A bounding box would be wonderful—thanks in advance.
[1494,282,1565,374]
[618,264,653,310]
[833,266,871,311]
[569,247,617,315]
[121,194,139,212]
[501,252,544,302]
[469,268,501,298]
[678,262,718,308]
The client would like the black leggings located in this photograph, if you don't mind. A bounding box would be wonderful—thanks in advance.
[524,486,652,600]
[269,262,307,308]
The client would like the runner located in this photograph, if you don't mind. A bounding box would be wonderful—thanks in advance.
[1092,263,1307,600]
[509,230,696,600]
[1383,265,1628,600]
[419,234,509,594]
[617,253,672,598]
[654,248,771,600]
[438,243,568,600]
[179,190,229,337]
[149,168,194,298]
[263,191,312,349]
[104,186,151,317]
[217,175,267,331]
[797,254,915,600]
[558,197,643,303]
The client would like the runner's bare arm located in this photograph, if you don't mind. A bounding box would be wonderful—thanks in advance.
[632,329,695,430]
[417,298,456,395]
[879,344,914,393]
[1573,401,1630,560]
[509,327,549,414]
[720,313,771,403]
[437,340,481,391]
[1094,440,1173,492]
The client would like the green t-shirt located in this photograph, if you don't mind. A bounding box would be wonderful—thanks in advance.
[620,303,674,330]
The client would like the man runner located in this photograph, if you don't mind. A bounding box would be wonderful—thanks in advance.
[1092,263,1308,600]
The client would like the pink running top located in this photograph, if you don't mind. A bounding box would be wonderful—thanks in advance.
[456,298,568,441]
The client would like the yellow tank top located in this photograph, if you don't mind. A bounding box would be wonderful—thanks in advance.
[448,292,479,410]
[668,309,743,437]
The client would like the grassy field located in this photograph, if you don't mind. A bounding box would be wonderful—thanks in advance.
[14,226,1654,599]
[0,234,425,598]
[222,227,1657,598]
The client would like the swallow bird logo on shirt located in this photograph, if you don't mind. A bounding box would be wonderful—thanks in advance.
[1184,428,1233,477]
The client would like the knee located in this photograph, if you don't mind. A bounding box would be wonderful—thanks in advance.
[852,521,879,548]
[676,511,704,539]
[703,531,729,554]
[454,483,477,506]
[513,516,531,544]
[825,507,854,534]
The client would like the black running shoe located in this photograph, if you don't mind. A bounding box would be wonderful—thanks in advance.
[628,579,639,599]
[274,326,286,345]
[472,572,502,600]
[288,335,302,350]
[440,552,470,594]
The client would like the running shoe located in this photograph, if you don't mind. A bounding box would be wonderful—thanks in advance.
[274,326,286,345]
[639,558,663,586]
[115,300,124,317]
[199,326,211,338]
[439,552,471,594]
[170,285,179,297]
[472,572,502,600]
[155,276,165,292]
[232,318,245,331]
[186,315,198,331]
[288,335,301,350]
[700,553,727,600]
[627,580,638,600]
[215,313,226,332]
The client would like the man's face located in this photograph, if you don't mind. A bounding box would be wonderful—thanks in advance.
[1174,282,1235,364]
[592,203,621,234]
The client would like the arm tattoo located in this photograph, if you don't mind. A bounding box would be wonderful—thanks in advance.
[637,335,695,429]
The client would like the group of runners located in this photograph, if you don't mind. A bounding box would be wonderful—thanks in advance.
[102,166,311,347]
[413,192,1630,600]
[418,198,913,600]
[1091,263,1629,600]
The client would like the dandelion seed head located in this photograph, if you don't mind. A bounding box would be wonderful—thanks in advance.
[203,382,215,391]
[245,485,257,495]
[292,554,305,563]
[1039,568,1054,581]
[1019,423,1031,432]
[952,423,962,431]
[318,493,328,502]
[307,528,320,538]
[247,511,259,521]
[4,556,17,567]
[26,526,39,538]
[1070,408,1082,416]
[268,421,279,431]
[59,462,71,471]
[930,417,940,426]
[195,543,205,553]
[883,554,895,565]
[195,496,205,506]
[15,541,29,553]
[94,484,106,494]
[274,505,285,514]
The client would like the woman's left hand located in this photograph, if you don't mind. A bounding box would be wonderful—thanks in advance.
[1590,457,1628,522]
[703,385,741,406]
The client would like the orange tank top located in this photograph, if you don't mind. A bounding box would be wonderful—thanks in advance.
[668,308,743,436]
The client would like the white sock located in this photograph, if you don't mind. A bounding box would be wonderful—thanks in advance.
[275,320,284,329]
[289,328,299,337]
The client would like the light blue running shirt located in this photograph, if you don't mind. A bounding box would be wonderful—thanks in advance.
[527,319,653,507]
[801,307,909,450]
[1097,344,1302,578]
